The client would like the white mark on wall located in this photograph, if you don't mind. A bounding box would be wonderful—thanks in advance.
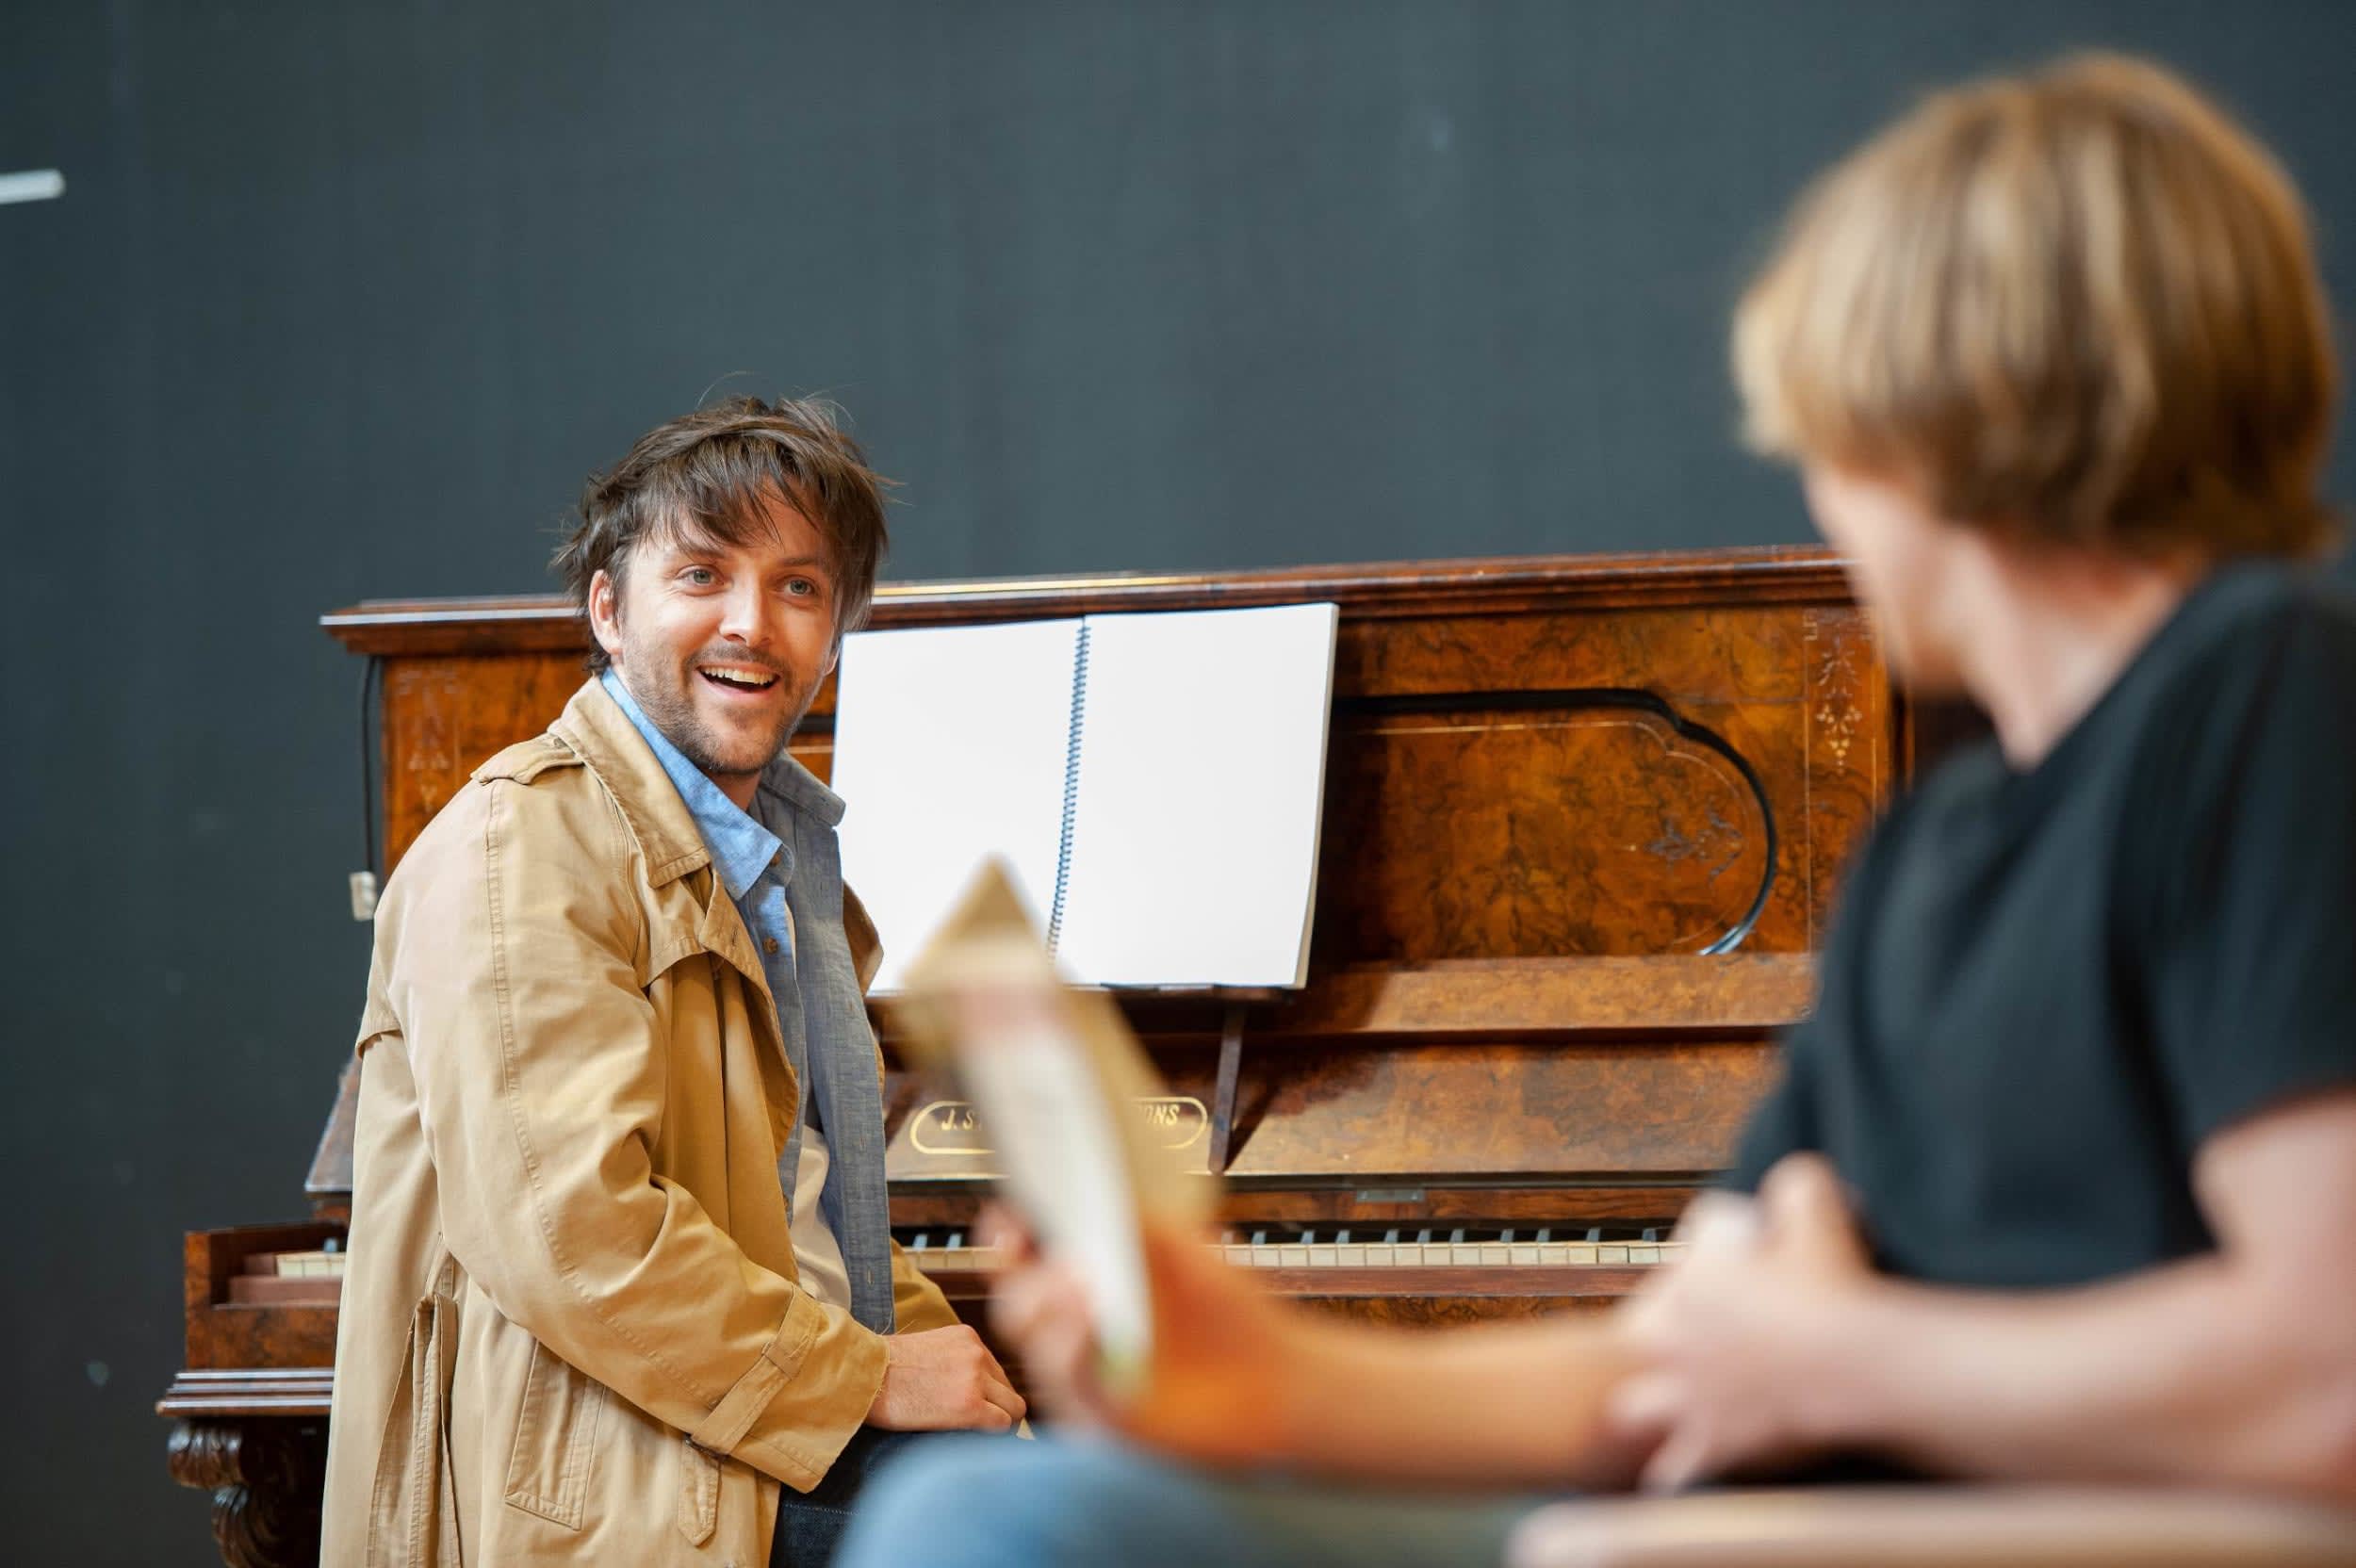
[0,170,66,205]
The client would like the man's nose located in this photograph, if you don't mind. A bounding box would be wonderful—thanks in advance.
[715,581,775,646]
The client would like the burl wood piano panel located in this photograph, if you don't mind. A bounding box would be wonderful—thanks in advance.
[1314,602,1885,961]
[1223,1039,1782,1183]
[381,655,599,872]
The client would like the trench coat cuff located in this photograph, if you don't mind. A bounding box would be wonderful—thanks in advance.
[690,1292,890,1490]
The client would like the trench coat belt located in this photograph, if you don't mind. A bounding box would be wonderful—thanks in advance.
[367,1254,466,1567]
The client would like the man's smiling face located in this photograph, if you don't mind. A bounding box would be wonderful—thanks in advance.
[589,486,841,808]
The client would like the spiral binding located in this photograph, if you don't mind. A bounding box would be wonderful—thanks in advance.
[1045,623,1091,955]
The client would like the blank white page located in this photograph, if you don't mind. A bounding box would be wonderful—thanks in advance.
[1056,603,1339,987]
[830,620,1081,991]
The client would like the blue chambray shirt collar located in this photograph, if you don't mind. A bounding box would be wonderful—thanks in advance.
[599,669,794,899]
[755,747,848,832]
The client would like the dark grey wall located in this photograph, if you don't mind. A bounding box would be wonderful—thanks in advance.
[5,2,2351,1558]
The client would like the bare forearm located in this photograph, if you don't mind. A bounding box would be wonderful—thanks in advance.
[1268,1314,1640,1487]
[1818,1262,2356,1499]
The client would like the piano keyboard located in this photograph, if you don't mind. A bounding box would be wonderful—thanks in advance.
[897,1227,1684,1274]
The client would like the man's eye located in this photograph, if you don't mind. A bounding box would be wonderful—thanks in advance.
[682,566,717,587]
[785,578,818,597]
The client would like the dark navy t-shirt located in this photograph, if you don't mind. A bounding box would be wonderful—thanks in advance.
[1729,563,2356,1289]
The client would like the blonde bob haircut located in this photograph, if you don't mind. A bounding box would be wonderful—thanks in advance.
[1734,53,2338,560]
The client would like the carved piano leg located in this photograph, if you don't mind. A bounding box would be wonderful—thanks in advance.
[167,1418,326,1568]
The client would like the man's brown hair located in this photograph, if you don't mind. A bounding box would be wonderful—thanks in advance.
[553,395,893,673]
[1734,53,2338,560]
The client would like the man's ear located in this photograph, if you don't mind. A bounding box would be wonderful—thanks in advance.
[588,567,624,665]
[824,634,843,680]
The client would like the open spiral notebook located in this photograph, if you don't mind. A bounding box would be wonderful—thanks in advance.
[831,601,1340,991]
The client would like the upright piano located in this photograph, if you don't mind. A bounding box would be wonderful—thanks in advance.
[160,547,1939,1567]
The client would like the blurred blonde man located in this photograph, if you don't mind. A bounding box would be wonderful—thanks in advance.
[839,54,2356,1568]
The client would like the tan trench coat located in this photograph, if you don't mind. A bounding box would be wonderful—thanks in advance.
[320,679,959,1566]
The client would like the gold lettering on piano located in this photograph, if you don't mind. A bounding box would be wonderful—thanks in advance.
[906,1097,1209,1155]
[1148,1096,1210,1151]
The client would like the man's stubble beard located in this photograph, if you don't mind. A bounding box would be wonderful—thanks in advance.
[618,650,818,788]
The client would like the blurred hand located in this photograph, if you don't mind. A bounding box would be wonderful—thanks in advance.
[983,1203,1305,1465]
[869,1323,1026,1431]
[1609,1152,1874,1491]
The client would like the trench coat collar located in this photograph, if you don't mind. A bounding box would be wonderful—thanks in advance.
[548,677,716,890]
[597,669,786,901]
[547,680,791,1043]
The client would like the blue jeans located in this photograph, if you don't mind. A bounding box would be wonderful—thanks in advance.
[771,1427,940,1567]
[835,1433,1547,1568]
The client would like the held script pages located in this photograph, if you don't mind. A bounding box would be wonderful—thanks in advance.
[831,601,1340,991]
[892,860,1213,1392]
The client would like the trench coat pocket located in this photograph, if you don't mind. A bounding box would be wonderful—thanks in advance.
[678,1436,722,1546]
[368,1266,464,1567]
[501,1337,610,1529]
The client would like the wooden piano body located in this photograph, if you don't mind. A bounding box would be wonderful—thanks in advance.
[160,547,1928,1566]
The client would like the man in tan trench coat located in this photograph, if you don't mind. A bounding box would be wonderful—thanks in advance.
[321,397,1023,1566]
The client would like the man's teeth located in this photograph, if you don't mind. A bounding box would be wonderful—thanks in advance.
[700,667,777,689]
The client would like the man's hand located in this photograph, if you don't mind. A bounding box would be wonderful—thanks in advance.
[867,1324,1027,1432]
[1609,1152,1875,1491]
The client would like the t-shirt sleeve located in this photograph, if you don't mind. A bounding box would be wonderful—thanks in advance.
[1722,1020,1820,1194]
[2146,597,2356,1149]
